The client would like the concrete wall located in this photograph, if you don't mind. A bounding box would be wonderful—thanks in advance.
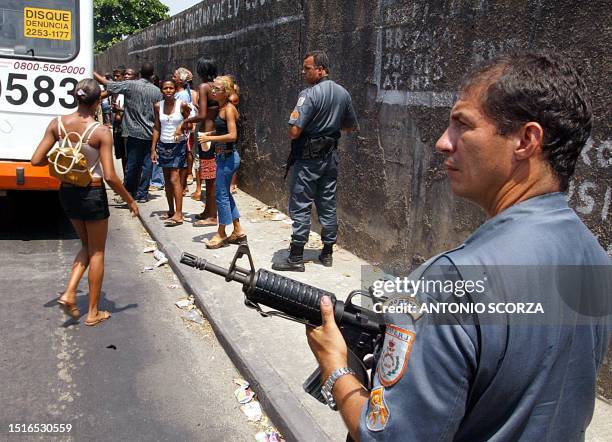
[95,0,611,398]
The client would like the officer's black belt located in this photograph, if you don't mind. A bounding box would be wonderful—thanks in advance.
[300,135,338,160]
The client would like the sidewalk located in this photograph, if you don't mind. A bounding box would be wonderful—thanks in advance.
[132,185,611,442]
[135,186,363,441]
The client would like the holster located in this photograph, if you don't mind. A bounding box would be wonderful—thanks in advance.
[283,138,304,180]
[301,135,338,160]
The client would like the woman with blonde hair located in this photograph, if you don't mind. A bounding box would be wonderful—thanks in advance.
[198,75,246,248]
[31,78,138,326]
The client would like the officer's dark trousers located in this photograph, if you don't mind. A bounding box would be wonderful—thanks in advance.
[288,150,338,246]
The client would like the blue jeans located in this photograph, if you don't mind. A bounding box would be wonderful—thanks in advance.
[125,137,152,199]
[150,162,165,188]
[215,151,240,225]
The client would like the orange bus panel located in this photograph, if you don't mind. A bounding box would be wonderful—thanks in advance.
[0,161,61,191]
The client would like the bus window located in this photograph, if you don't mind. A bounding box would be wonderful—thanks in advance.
[0,0,78,61]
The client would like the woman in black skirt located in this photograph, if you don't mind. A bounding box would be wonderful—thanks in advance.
[31,78,138,326]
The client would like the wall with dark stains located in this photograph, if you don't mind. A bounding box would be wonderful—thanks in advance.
[96,0,611,398]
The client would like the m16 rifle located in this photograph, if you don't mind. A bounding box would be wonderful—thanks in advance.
[180,245,384,404]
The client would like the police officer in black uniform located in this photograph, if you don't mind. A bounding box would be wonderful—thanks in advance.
[273,51,358,272]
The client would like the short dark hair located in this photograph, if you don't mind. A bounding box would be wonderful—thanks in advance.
[461,51,592,191]
[112,66,125,75]
[140,62,155,79]
[73,78,100,105]
[196,57,217,82]
[305,50,330,72]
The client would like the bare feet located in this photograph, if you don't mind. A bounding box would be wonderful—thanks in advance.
[191,192,201,201]
[160,212,175,220]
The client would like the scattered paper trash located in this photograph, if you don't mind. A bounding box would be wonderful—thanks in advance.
[234,382,255,404]
[255,431,284,442]
[182,309,204,325]
[141,266,154,273]
[241,401,262,422]
[175,298,193,309]
[153,250,168,267]
[145,239,156,244]
[271,213,286,221]
[266,208,279,214]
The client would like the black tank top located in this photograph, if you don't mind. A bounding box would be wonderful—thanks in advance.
[212,115,236,151]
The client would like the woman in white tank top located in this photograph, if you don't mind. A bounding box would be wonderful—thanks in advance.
[31,78,138,327]
[151,79,191,226]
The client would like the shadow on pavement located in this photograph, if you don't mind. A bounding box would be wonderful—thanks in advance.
[0,190,78,241]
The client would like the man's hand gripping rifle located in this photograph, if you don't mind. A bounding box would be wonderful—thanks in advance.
[180,245,384,404]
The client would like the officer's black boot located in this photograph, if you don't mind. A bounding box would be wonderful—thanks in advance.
[318,243,333,267]
[272,243,305,272]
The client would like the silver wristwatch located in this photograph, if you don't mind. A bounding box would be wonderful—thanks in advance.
[321,367,356,410]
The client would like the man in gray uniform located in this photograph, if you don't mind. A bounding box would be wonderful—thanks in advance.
[305,52,611,440]
[273,50,358,272]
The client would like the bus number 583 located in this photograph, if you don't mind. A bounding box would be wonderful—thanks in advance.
[0,73,78,109]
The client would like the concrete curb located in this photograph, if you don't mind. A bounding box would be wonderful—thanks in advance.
[138,214,331,442]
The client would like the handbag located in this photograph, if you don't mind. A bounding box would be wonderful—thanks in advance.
[47,117,101,187]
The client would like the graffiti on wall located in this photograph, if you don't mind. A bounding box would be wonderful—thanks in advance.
[127,0,300,55]
[568,137,612,254]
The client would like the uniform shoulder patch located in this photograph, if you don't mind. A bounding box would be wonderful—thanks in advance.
[377,324,415,387]
[290,111,299,120]
[297,96,306,107]
[366,386,389,432]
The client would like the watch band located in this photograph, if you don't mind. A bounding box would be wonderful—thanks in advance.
[321,367,356,410]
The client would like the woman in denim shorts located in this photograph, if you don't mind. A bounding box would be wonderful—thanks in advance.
[31,79,138,326]
[151,80,192,226]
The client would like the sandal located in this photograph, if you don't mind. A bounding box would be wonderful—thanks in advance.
[205,236,229,249]
[194,211,208,220]
[194,218,217,226]
[227,232,248,245]
[164,219,183,227]
[57,298,81,319]
[85,311,111,326]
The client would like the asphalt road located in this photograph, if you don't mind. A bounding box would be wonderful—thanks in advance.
[0,191,263,441]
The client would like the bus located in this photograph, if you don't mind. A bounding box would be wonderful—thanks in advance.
[0,0,93,192]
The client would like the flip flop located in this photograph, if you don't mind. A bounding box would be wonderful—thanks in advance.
[194,212,208,220]
[57,299,81,319]
[84,311,111,326]
[193,218,217,226]
[205,237,229,249]
[227,232,248,245]
[164,219,183,227]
